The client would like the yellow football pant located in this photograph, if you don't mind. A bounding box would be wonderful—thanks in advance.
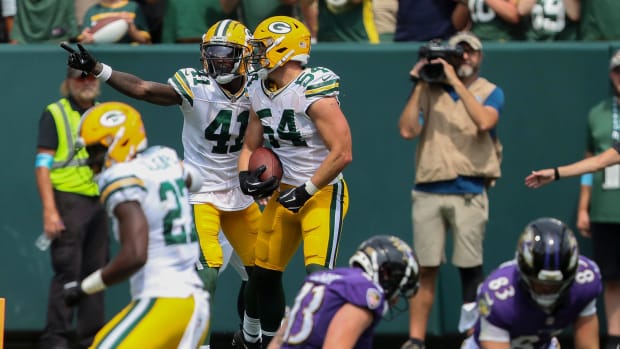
[255,179,349,271]
[90,292,209,349]
[193,202,261,268]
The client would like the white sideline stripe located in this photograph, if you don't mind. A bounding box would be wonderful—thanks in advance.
[99,299,152,349]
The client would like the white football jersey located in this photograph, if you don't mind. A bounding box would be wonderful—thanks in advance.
[98,146,203,300]
[246,66,343,186]
[168,68,253,209]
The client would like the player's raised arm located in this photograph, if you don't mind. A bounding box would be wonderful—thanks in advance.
[60,42,181,106]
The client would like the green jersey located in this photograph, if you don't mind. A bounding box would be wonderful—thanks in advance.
[11,0,78,43]
[523,0,578,40]
[580,0,620,40]
[82,0,149,43]
[468,0,524,41]
[317,0,379,43]
[586,99,620,222]
[161,0,227,43]
[238,0,297,31]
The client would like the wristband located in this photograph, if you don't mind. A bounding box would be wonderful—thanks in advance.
[95,63,112,82]
[580,173,593,186]
[35,153,54,169]
[81,269,106,295]
[553,167,560,181]
[304,181,319,195]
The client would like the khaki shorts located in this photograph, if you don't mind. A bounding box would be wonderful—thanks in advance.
[411,190,488,267]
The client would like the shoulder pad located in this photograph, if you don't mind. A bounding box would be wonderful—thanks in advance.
[169,68,209,106]
[295,67,340,98]
[99,163,145,205]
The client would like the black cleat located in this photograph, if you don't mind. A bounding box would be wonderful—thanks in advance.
[232,330,261,349]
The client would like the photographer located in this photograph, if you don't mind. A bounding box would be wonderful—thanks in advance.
[397,31,505,349]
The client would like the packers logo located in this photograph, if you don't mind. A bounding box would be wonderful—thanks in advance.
[268,21,292,34]
[100,111,126,127]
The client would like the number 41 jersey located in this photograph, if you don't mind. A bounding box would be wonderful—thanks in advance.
[246,66,343,187]
[471,257,602,349]
[168,68,252,196]
[97,146,203,300]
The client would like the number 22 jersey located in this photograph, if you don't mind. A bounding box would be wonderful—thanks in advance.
[97,146,203,300]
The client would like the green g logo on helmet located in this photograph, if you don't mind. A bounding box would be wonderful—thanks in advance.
[268,21,292,34]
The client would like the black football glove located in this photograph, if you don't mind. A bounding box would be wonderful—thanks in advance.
[239,165,279,199]
[62,280,85,307]
[60,42,99,74]
[277,184,313,213]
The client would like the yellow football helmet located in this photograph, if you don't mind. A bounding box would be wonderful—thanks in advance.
[77,102,147,170]
[201,19,252,84]
[248,16,311,78]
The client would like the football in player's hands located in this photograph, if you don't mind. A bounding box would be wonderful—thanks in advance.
[249,147,283,183]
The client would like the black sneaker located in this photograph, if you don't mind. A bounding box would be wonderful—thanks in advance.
[231,330,261,349]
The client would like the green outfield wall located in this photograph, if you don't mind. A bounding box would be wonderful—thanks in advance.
[0,42,616,334]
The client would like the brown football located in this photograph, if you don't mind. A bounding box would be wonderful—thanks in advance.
[248,147,283,182]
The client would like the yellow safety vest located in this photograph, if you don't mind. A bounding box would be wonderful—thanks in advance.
[48,98,99,197]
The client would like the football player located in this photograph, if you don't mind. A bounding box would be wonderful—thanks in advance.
[461,217,602,349]
[267,235,420,349]
[62,102,209,348]
[236,15,353,348]
[61,19,264,348]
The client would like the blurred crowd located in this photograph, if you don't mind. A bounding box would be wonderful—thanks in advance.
[1,0,620,45]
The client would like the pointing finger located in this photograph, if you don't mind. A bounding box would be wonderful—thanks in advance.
[60,42,76,54]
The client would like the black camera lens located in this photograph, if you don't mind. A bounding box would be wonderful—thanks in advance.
[419,63,446,83]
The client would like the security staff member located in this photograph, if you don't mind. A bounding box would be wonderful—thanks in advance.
[35,67,109,349]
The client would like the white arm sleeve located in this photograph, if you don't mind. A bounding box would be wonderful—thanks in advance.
[579,299,597,317]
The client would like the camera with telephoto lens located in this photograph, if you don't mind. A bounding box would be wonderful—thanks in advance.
[418,40,464,83]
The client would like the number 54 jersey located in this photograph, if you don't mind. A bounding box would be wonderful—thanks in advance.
[97,146,203,300]
[468,257,602,349]
[246,66,343,187]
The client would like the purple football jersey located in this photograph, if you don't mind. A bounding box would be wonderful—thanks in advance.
[281,267,388,349]
[472,256,602,349]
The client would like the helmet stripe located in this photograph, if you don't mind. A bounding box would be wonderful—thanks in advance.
[543,235,560,270]
[216,19,232,37]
